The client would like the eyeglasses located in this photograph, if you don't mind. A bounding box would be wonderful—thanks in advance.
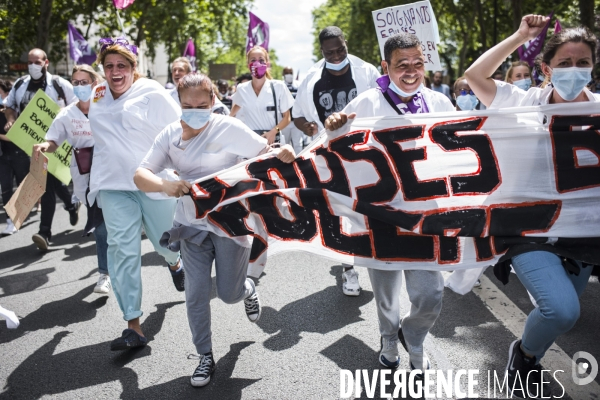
[72,80,91,86]
[459,89,475,96]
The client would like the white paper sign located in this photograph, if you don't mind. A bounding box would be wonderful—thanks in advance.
[372,1,441,70]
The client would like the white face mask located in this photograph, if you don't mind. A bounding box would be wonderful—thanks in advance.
[284,74,294,84]
[28,64,44,80]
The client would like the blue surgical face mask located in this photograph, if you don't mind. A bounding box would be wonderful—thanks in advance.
[73,84,93,102]
[181,108,212,129]
[512,78,532,91]
[456,94,478,111]
[389,79,423,97]
[550,67,592,101]
[325,57,349,71]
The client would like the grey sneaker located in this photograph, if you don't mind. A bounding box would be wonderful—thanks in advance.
[244,278,261,322]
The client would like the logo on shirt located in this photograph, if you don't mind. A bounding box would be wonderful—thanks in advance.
[93,86,105,103]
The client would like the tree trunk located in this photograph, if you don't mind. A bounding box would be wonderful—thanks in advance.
[474,0,487,53]
[511,0,522,32]
[36,0,54,51]
[579,0,595,31]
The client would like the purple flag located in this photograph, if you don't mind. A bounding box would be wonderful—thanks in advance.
[554,18,562,34]
[67,23,97,65]
[246,12,269,53]
[518,12,553,67]
[113,0,135,9]
[183,38,197,72]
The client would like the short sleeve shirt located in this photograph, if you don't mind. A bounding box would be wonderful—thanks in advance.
[312,67,357,124]
[231,79,294,131]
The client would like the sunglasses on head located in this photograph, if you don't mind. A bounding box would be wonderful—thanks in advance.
[459,89,475,96]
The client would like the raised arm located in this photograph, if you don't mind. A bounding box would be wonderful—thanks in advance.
[464,14,549,107]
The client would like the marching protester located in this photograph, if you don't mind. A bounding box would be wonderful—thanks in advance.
[2,48,79,249]
[230,45,294,145]
[293,26,380,297]
[0,78,28,236]
[465,15,599,397]
[325,32,453,374]
[281,66,306,154]
[431,71,452,102]
[88,37,184,350]
[168,57,230,115]
[32,65,111,294]
[504,61,534,91]
[216,79,233,109]
[134,73,296,387]
[453,76,486,111]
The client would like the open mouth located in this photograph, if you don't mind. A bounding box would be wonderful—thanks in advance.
[112,76,124,83]
[402,77,418,85]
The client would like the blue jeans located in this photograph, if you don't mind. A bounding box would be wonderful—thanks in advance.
[93,222,109,275]
[512,251,592,360]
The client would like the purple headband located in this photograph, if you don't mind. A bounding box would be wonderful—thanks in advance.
[99,37,138,55]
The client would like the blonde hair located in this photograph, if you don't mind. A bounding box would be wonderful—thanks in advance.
[246,45,272,80]
[505,61,533,84]
[72,64,103,84]
[97,45,144,82]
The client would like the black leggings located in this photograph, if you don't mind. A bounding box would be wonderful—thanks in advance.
[39,174,74,238]
[0,149,30,206]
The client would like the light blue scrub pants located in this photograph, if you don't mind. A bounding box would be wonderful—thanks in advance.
[99,190,179,321]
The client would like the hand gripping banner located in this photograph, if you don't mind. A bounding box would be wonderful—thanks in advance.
[182,103,600,277]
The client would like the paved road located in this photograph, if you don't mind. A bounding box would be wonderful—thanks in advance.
[0,206,598,399]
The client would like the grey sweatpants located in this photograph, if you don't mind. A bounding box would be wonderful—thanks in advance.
[181,232,254,354]
[368,269,443,350]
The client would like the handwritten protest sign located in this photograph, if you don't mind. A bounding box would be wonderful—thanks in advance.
[372,1,441,70]
[6,90,72,184]
[4,153,48,229]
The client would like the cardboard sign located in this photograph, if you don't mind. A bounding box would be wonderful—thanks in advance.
[6,90,72,184]
[4,153,48,229]
[372,1,442,70]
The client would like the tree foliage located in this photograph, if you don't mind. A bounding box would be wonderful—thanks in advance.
[312,0,599,80]
[0,0,266,78]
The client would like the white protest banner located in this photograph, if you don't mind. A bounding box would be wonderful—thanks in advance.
[180,103,600,277]
[372,1,441,70]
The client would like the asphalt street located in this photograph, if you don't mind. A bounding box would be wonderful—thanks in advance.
[0,205,599,400]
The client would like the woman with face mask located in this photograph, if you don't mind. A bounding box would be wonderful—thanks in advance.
[453,76,486,111]
[230,46,295,145]
[88,37,184,351]
[465,16,599,397]
[31,65,112,295]
[134,73,296,387]
[505,61,534,91]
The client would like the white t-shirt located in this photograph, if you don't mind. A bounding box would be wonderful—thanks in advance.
[88,78,181,205]
[45,102,94,203]
[169,87,230,115]
[343,86,455,118]
[231,79,294,131]
[293,54,381,130]
[489,80,600,108]
[140,115,267,230]
[4,72,77,112]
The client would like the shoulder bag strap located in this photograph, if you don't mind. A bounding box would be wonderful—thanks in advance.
[270,81,278,125]
[381,90,405,115]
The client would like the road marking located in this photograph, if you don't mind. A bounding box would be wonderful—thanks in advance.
[472,273,600,399]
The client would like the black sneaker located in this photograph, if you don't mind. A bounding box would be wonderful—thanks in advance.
[67,202,81,226]
[32,232,50,251]
[190,352,216,387]
[506,340,541,398]
[169,260,185,292]
[244,278,261,322]
[110,329,148,351]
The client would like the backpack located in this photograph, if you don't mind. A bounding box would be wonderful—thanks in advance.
[13,74,67,111]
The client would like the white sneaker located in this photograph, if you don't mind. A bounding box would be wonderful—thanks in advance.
[379,336,400,368]
[1,219,18,236]
[342,268,361,296]
[94,274,111,294]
